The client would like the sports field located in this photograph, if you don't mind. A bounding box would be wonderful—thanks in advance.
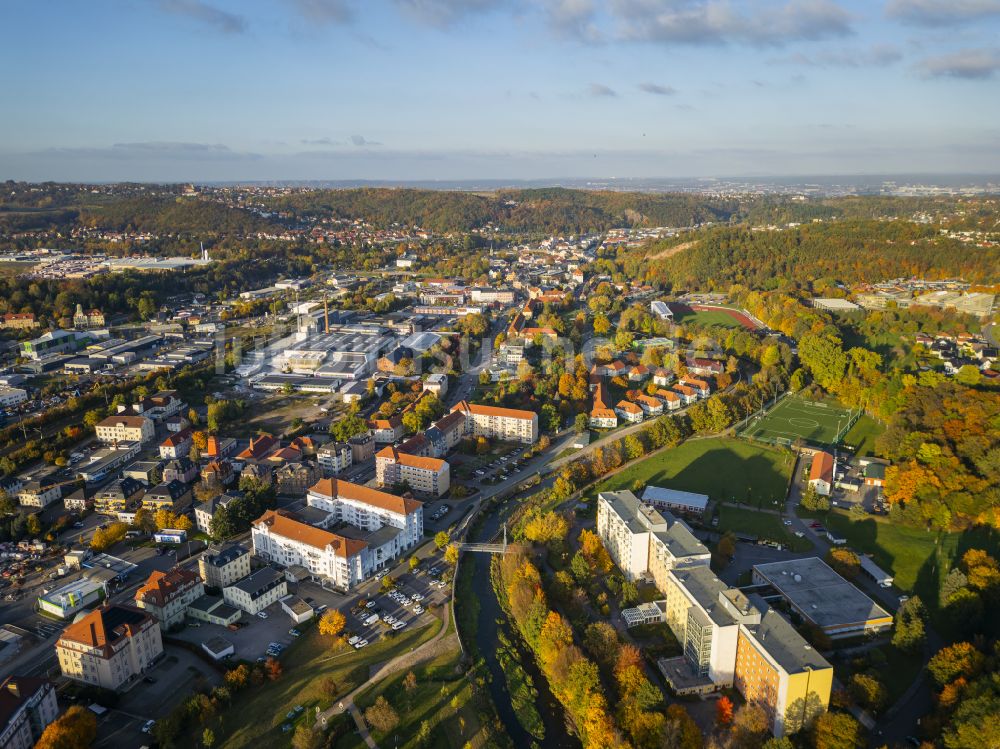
[740,395,856,447]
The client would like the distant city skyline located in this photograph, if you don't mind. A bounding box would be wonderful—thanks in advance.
[2,0,999,181]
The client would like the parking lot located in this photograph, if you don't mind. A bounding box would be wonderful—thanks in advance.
[342,565,451,650]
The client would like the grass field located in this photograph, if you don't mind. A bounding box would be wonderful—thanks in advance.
[841,415,885,457]
[351,647,487,749]
[671,308,745,329]
[717,506,811,551]
[802,508,1000,607]
[740,394,856,446]
[212,618,441,749]
[586,437,794,509]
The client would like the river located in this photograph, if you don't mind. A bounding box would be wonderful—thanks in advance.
[463,498,580,749]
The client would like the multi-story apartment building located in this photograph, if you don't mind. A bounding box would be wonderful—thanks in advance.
[348,432,375,463]
[306,478,424,551]
[662,566,762,688]
[317,443,353,475]
[450,401,538,444]
[251,511,368,590]
[94,415,154,445]
[371,416,403,444]
[0,676,59,749]
[222,567,287,615]
[135,568,205,630]
[734,607,834,737]
[55,605,163,691]
[375,447,450,497]
[16,478,62,508]
[198,543,251,589]
[596,491,710,584]
[93,477,145,516]
[158,428,193,460]
[275,462,322,495]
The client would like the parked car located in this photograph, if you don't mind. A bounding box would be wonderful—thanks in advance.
[257,611,269,619]
[141,720,156,734]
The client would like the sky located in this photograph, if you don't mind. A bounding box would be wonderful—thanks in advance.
[1,0,999,182]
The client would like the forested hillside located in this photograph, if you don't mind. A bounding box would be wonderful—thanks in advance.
[628,220,1000,290]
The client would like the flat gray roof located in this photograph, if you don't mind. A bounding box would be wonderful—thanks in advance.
[753,557,891,630]
[642,485,709,511]
[744,606,832,674]
[671,566,740,627]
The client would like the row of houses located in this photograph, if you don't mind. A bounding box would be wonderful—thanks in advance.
[589,371,714,429]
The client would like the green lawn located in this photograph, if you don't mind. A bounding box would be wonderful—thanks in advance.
[717,506,811,551]
[841,415,885,457]
[212,618,442,749]
[671,308,745,329]
[740,394,854,446]
[352,647,488,749]
[805,508,1000,607]
[586,437,795,509]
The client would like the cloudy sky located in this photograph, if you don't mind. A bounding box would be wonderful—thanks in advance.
[1,0,999,181]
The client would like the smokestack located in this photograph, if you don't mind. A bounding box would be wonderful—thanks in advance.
[324,296,330,334]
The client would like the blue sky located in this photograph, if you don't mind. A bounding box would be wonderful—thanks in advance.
[1,0,999,181]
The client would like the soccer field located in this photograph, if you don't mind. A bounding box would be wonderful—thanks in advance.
[740,395,856,447]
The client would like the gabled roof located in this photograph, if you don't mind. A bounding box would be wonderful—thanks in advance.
[237,434,279,461]
[253,510,368,558]
[616,400,643,414]
[451,400,537,422]
[810,451,835,484]
[309,477,423,516]
[136,567,200,608]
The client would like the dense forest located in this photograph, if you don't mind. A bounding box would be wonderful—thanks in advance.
[6,181,997,237]
[629,220,1000,290]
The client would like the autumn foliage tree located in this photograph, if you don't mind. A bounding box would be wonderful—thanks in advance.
[318,610,346,640]
[35,706,97,749]
[715,695,734,727]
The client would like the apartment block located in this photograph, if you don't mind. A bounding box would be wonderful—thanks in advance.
[198,543,252,589]
[55,605,163,691]
[0,677,59,749]
[94,415,154,445]
[135,568,205,630]
[375,447,450,497]
[222,567,287,615]
[450,400,539,444]
[306,478,424,552]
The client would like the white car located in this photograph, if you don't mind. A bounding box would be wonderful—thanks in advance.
[141,720,156,734]
[257,611,269,619]
[348,635,360,645]
[413,605,424,615]
[410,592,424,601]
[354,639,368,649]
[392,621,406,630]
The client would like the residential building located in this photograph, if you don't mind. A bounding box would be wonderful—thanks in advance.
[734,607,834,737]
[198,543,251,589]
[348,432,375,463]
[616,400,644,424]
[276,462,323,495]
[222,567,287,615]
[158,428,193,460]
[679,377,711,398]
[752,558,893,638]
[236,434,279,462]
[251,510,368,590]
[635,393,663,416]
[450,400,539,444]
[653,368,675,387]
[596,491,710,584]
[134,568,205,630]
[0,676,59,749]
[193,491,240,534]
[17,478,62,508]
[424,373,448,396]
[94,415,154,445]
[375,446,450,497]
[808,452,834,496]
[317,443,353,475]
[94,478,145,515]
[671,384,698,405]
[63,488,92,513]
[306,478,424,551]
[141,480,191,513]
[656,389,682,411]
[687,358,724,376]
[55,604,163,691]
[0,312,39,330]
[589,382,618,428]
[162,457,199,484]
[371,416,404,444]
[863,463,886,487]
[199,459,234,488]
